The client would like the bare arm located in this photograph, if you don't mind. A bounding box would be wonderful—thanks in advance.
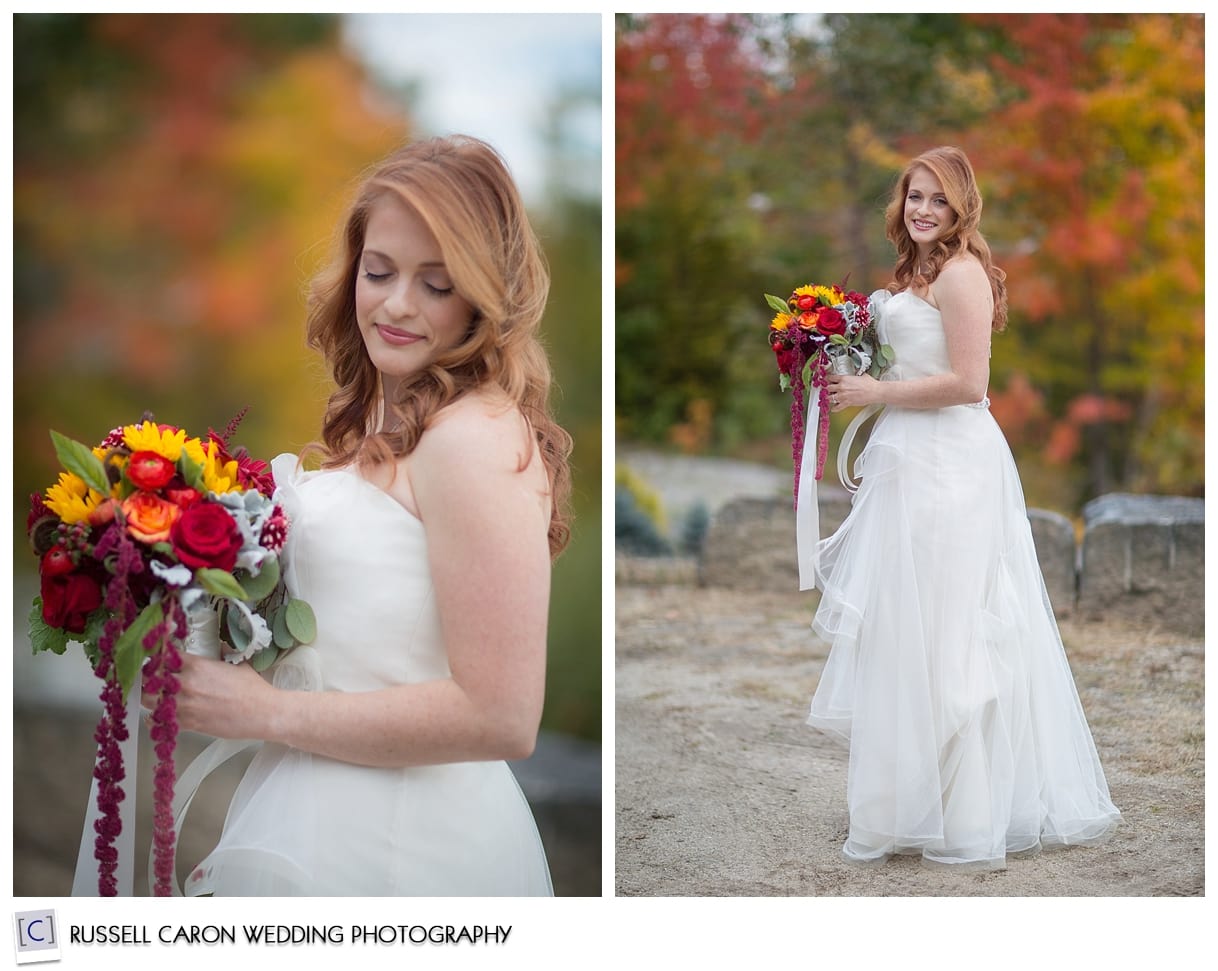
[828,258,993,411]
[167,395,552,767]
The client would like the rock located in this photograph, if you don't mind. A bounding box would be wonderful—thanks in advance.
[1027,508,1077,617]
[699,490,851,591]
[1078,494,1204,636]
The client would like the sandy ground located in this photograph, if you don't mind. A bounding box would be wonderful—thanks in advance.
[615,565,1204,897]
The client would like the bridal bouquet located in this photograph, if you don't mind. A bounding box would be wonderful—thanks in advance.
[26,411,315,896]
[765,283,894,502]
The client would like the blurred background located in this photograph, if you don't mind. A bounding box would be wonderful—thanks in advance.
[12,12,601,895]
[615,12,1202,548]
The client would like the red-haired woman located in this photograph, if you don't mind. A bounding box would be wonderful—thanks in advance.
[161,136,571,895]
[807,146,1119,868]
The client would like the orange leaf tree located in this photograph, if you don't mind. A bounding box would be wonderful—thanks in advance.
[974,13,1203,500]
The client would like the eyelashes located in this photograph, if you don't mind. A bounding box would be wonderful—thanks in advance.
[361,271,454,297]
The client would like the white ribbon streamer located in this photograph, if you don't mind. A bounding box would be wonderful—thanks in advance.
[795,396,884,592]
[795,387,824,592]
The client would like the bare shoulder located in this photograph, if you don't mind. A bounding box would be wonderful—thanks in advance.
[936,254,988,291]
[934,255,992,317]
[413,389,541,482]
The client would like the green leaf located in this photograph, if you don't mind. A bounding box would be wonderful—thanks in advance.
[195,568,249,601]
[224,603,252,653]
[880,344,895,365]
[801,359,813,391]
[113,603,165,699]
[150,542,175,557]
[284,599,316,644]
[178,449,206,492]
[829,334,850,346]
[764,293,791,314]
[50,430,110,495]
[271,605,294,649]
[778,372,792,393]
[249,647,279,673]
[28,598,71,656]
[236,557,279,603]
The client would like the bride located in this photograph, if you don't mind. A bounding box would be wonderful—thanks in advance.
[153,135,572,895]
[808,146,1120,868]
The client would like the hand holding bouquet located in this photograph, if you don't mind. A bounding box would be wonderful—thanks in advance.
[27,411,314,896]
[764,283,894,502]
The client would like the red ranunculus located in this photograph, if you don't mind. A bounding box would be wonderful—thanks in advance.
[41,571,103,633]
[127,450,177,491]
[171,501,243,572]
[816,306,847,336]
[165,485,203,509]
[41,545,76,577]
[795,294,817,311]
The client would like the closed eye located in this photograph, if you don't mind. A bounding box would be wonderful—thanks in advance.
[425,282,454,297]
[363,270,392,282]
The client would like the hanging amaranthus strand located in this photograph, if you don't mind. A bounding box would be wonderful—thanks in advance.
[786,348,807,509]
[90,525,143,896]
[143,598,185,897]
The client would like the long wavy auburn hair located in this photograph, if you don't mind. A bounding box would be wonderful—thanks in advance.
[883,145,1008,332]
[305,135,573,558]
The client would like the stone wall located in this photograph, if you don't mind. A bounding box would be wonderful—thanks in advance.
[1076,494,1203,635]
[699,492,1203,636]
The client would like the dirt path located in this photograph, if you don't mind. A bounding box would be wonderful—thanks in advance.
[614,568,1203,896]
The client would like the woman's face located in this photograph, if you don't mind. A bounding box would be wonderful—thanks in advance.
[354,193,475,389]
[904,166,956,254]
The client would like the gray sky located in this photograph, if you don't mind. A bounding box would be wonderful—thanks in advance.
[341,13,601,204]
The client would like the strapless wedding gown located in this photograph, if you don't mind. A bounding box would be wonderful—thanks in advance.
[807,290,1120,868]
[183,454,553,896]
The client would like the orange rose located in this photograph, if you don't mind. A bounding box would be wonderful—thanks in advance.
[121,492,182,543]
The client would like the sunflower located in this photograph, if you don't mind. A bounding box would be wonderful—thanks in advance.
[45,471,105,524]
[199,440,244,495]
[122,420,190,462]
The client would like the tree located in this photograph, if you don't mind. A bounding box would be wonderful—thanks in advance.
[974,13,1203,500]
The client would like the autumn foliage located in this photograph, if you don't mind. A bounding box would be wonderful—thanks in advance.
[616,13,1202,506]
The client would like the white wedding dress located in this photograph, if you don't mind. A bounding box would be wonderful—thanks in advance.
[183,454,553,896]
[807,290,1120,868]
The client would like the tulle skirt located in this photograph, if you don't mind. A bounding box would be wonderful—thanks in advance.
[808,402,1120,868]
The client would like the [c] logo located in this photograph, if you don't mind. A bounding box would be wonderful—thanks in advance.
[12,910,61,965]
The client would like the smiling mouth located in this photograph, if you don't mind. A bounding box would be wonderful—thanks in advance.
[375,323,424,346]
[912,219,936,231]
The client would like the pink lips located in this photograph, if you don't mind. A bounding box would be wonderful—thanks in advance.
[375,323,424,346]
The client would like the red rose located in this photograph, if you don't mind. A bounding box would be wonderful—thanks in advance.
[127,450,177,491]
[795,294,817,311]
[41,571,103,633]
[171,501,243,572]
[817,306,847,337]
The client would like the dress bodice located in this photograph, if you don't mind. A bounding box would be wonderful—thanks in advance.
[876,289,952,380]
[270,453,448,692]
